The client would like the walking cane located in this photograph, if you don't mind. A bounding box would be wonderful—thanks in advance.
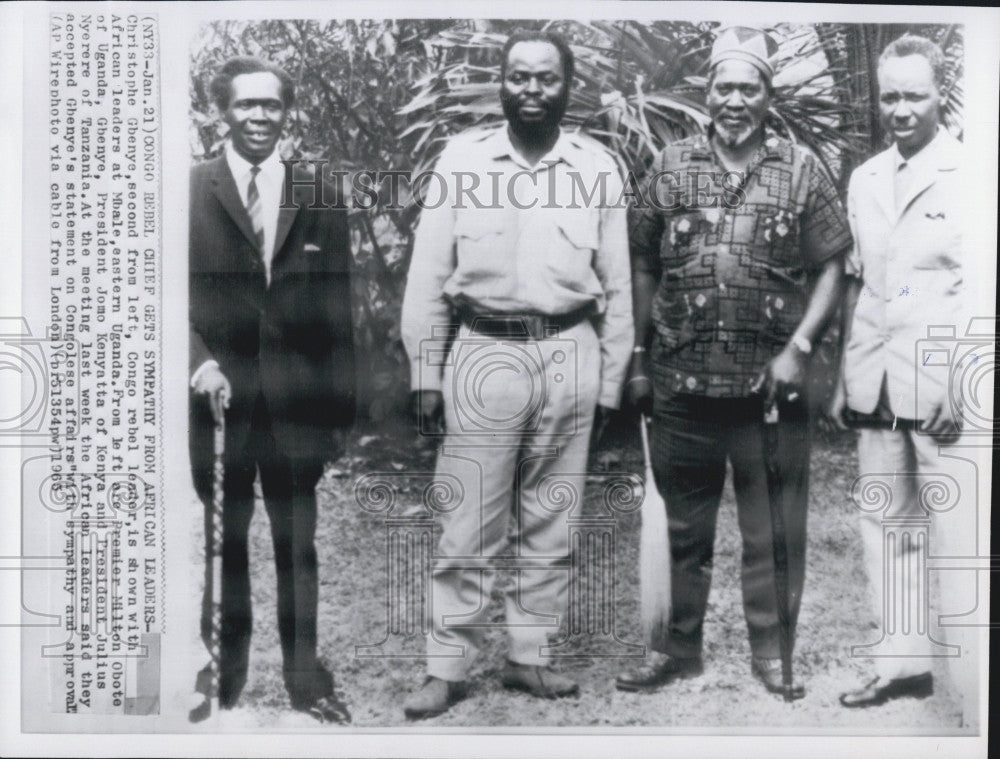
[638,414,671,649]
[189,411,225,723]
[761,401,795,701]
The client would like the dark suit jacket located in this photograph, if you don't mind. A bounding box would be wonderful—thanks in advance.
[189,155,356,463]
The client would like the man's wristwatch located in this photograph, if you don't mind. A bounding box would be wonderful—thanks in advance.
[789,334,812,355]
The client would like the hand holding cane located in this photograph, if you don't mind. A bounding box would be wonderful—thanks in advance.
[189,399,225,723]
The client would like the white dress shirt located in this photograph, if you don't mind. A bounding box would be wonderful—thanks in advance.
[225,141,284,282]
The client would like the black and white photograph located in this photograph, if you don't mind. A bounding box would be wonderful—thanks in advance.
[0,2,996,757]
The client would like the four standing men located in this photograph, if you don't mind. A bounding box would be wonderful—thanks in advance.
[189,57,355,723]
[400,31,633,718]
[192,27,978,721]
[616,27,850,699]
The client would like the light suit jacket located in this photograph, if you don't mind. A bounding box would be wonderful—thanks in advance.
[843,131,965,420]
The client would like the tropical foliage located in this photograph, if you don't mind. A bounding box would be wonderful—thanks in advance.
[400,21,858,182]
[190,19,964,422]
[814,22,964,191]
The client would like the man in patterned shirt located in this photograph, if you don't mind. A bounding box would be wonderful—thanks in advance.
[616,26,851,698]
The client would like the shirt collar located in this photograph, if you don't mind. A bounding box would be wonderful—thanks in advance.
[690,126,787,163]
[225,141,284,186]
[688,131,714,160]
[893,127,945,172]
[485,125,579,170]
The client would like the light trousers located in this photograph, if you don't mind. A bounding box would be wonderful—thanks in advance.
[856,425,981,717]
[425,321,600,681]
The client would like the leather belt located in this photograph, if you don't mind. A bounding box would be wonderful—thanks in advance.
[841,408,921,431]
[458,306,593,341]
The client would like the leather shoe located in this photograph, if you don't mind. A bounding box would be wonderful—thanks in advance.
[839,672,933,708]
[615,652,703,692]
[751,657,805,700]
[501,661,580,699]
[403,676,468,720]
[286,664,334,706]
[192,663,246,709]
[301,693,352,725]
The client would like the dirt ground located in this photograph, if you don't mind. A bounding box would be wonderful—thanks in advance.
[192,422,973,732]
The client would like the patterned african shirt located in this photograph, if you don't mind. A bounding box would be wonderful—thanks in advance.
[630,129,851,397]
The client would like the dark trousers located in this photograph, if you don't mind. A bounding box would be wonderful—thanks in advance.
[650,392,809,660]
[193,394,330,708]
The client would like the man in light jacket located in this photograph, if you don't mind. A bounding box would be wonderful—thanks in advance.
[830,35,978,719]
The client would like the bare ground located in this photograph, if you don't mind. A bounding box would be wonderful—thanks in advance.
[190,423,970,732]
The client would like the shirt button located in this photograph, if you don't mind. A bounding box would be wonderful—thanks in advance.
[719,283,727,292]
[718,320,725,327]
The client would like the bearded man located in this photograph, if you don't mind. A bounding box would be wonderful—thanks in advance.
[617,26,851,698]
[400,29,633,718]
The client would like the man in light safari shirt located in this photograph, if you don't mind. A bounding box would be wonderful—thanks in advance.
[400,30,633,719]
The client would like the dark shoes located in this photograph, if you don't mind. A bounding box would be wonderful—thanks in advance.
[501,661,580,699]
[617,655,805,699]
[615,653,703,692]
[188,663,350,724]
[751,656,805,700]
[839,672,933,708]
[300,693,352,724]
[403,663,578,719]
[190,663,245,712]
[403,676,469,720]
[288,665,351,724]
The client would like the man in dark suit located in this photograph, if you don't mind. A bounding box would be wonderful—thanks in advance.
[189,56,355,724]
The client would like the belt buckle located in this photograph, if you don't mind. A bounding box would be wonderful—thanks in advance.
[489,315,540,341]
[522,315,545,341]
[468,315,530,340]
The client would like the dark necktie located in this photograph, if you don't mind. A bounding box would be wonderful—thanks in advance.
[246,166,265,252]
